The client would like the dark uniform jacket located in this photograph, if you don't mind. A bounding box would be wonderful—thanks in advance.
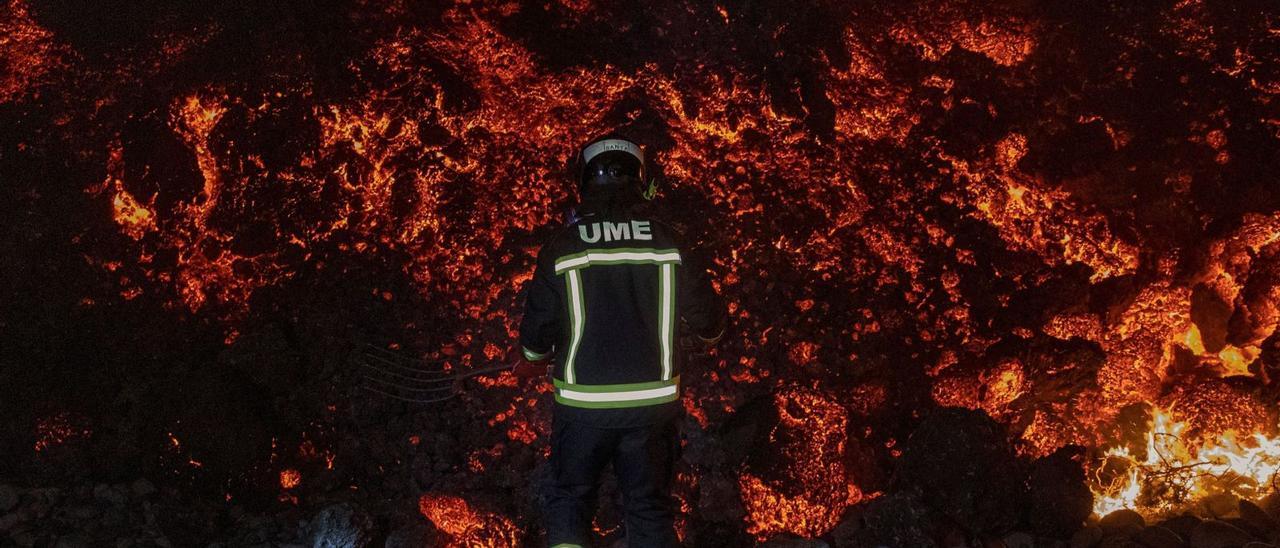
[519,204,725,428]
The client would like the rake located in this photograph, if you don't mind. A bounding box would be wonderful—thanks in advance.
[358,344,512,403]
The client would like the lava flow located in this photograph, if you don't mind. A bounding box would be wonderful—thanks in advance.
[3,0,1280,545]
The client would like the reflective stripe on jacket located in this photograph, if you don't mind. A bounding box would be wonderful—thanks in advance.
[519,210,724,426]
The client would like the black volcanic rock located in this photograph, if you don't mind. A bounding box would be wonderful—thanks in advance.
[306,503,374,548]
[1188,519,1257,548]
[1028,446,1093,538]
[854,486,940,548]
[895,407,1027,535]
[1099,509,1144,537]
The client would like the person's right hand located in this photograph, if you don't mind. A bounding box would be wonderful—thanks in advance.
[508,346,550,379]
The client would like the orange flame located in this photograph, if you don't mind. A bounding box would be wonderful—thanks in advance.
[1093,407,1280,517]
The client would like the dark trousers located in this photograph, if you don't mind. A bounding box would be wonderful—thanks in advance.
[545,416,680,548]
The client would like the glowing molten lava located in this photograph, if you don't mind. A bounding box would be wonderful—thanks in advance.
[6,0,1280,541]
[738,388,862,541]
[418,493,520,547]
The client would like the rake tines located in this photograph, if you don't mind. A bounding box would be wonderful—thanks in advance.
[358,344,512,404]
[359,344,460,403]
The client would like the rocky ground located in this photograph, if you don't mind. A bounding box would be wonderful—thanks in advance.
[8,461,1280,547]
[1068,497,1280,548]
[7,405,1280,547]
[0,480,441,548]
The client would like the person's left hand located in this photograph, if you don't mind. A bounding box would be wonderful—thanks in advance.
[678,334,714,356]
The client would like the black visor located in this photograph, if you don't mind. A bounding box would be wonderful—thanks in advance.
[582,150,643,187]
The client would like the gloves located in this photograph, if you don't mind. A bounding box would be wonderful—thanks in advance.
[509,345,551,379]
[513,359,547,379]
[678,331,721,356]
[680,316,726,356]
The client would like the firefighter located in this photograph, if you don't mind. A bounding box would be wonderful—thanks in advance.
[515,133,726,547]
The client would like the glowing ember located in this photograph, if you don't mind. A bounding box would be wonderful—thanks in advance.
[111,184,156,237]
[33,412,90,453]
[95,143,158,239]
[279,468,301,490]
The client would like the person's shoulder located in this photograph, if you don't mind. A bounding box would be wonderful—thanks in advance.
[527,220,577,263]
[541,224,578,251]
[640,217,691,248]
[642,216,677,232]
